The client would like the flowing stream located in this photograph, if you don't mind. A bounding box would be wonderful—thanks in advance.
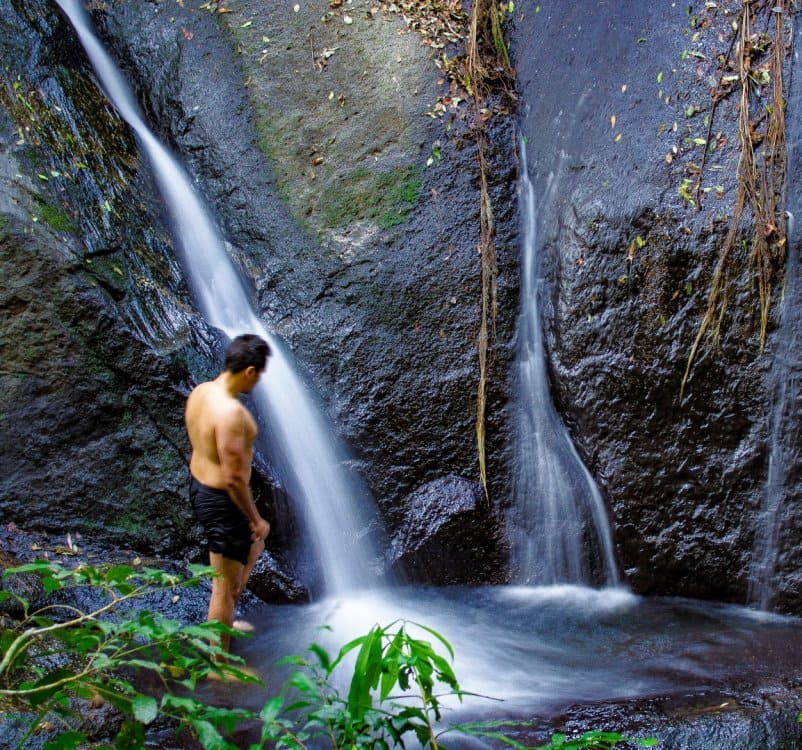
[745,19,802,611]
[747,218,801,609]
[507,142,619,587]
[55,0,381,596]
[203,584,802,740]
[747,172,802,607]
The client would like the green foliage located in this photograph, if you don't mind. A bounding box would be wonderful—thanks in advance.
[263,620,462,749]
[454,724,658,750]
[1,559,257,749]
[1,561,655,749]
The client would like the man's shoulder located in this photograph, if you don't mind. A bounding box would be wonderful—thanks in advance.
[216,395,250,424]
[187,382,241,416]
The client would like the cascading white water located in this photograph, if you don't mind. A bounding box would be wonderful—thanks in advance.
[55,0,380,595]
[747,210,800,610]
[508,140,619,587]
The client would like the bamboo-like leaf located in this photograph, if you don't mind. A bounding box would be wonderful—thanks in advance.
[408,620,455,659]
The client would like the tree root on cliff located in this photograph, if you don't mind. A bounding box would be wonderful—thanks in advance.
[682,0,791,398]
[382,0,516,501]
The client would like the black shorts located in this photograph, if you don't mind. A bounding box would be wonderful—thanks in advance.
[189,477,252,565]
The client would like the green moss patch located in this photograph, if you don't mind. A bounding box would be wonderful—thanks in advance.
[321,165,422,230]
[34,197,74,233]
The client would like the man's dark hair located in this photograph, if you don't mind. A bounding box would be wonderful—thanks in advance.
[224,334,271,374]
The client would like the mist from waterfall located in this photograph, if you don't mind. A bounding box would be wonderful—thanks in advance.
[56,0,381,596]
[508,140,619,587]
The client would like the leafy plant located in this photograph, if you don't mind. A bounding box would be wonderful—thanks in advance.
[454,725,658,750]
[0,559,258,750]
[679,0,790,397]
[258,621,655,750]
[263,620,462,749]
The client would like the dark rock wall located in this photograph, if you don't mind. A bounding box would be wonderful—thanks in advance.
[89,0,518,574]
[0,0,517,587]
[512,0,802,610]
[0,0,217,558]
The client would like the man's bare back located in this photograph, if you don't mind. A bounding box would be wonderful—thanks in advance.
[186,380,257,490]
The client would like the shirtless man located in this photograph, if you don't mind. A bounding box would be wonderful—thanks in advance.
[184,333,271,650]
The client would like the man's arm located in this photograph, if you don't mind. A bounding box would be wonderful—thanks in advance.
[216,406,270,540]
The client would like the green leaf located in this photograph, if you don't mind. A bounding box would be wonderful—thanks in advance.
[347,625,383,719]
[132,694,158,724]
[380,630,404,701]
[308,642,331,671]
[105,564,134,584]
[454,723,532,750]
[43,730,87,750]
[329,632,369,672]
[289,670,320,696]
[186,563,216,578]
[117,658,163,672]
[260,696,284,723]
[409,621,456,660]
[1,628,18,654]
[114,719,146,750]
[41,576,64,594]
[191,719,226,749]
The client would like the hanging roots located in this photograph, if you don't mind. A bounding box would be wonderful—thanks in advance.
[381,0,515,501]
[466,0,515,503]
[681,0,790,398]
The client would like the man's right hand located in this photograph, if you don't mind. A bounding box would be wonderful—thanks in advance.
[250,517,270,541]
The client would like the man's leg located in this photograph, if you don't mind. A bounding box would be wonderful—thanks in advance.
[207,552,243,652]
[234,537,265,600]
[230,537,264,634]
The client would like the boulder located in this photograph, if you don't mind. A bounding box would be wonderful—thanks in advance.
[387,475,507,585]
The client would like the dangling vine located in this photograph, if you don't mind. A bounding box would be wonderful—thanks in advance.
[465,0,515,502]
[381,0,516,501]
[681,0,791,397]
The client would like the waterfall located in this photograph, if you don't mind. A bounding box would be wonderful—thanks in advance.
[55,0,381,596]
[747,215,800,610]
[508,140,619,587]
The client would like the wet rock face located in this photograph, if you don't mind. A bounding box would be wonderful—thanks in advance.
[5,0,800,616]
[0,224,196,556]
[386,475,507,585]
[92,0,519,535]
[0,0,216,560]
[1,0,517,592]
[512,1,802,609]
[550,684,802,750]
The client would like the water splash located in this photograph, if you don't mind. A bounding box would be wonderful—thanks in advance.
[508,140,619,587]
[55,0,381,595]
